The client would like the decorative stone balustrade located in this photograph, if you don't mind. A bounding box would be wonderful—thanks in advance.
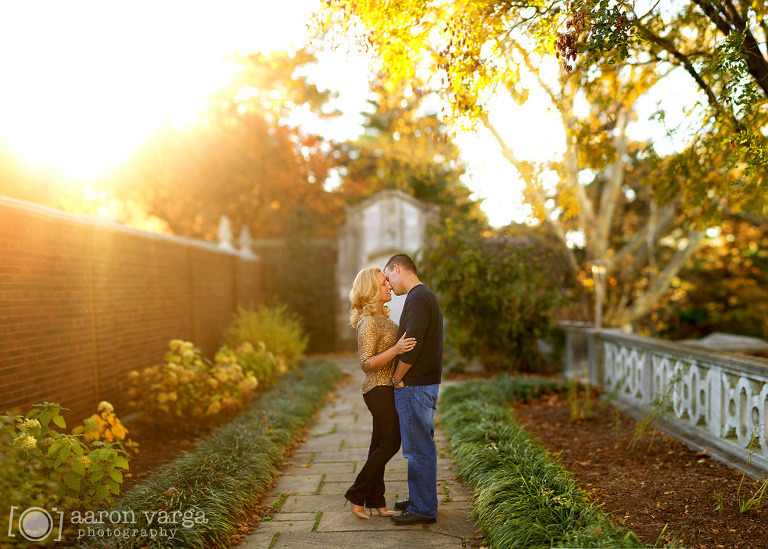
[589,329,768,476]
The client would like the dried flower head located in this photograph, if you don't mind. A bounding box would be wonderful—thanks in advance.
[98,401,115,414]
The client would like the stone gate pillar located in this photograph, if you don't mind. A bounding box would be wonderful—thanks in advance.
[336,190,439,350]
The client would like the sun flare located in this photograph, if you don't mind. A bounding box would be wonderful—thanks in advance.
[0,1,317,182]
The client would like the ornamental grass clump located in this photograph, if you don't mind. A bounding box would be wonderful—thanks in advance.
[441,377,644,549]
[76,358,342,549]
[223,304,308,368]
[126,340,258,429]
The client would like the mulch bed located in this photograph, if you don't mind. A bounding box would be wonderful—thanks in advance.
[120,427,203,492]
[513,392,768,549]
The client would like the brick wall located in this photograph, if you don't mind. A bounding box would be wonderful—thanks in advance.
[251,238,337,353]
[0,198,261,421]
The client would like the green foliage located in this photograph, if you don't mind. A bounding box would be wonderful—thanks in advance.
[77,359,342,549]
[255,239,336,353]
[712,491,725,513]
[737,427,768,514]
[126,340,258,428]
[223,304,308,367]
[216,343,285,392]
[629,369,682,452]
[420,224,568,372]
[651,217,768,341]
[566,380,593,421]
[740,479,768,514]
[1,402,130,517]
[574,0,768,216]
[441,377,643,548]
[336,80,488,228]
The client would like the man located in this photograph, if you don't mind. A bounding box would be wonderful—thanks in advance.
[383,253,443,525]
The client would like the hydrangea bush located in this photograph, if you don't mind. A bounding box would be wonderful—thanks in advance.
[0,402,130,517]
[217,341,286,391]
[126,340,258,427]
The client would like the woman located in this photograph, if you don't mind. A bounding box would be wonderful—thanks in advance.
[345,267,416,519]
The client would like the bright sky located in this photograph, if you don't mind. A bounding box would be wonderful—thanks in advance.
[0,1,697,228]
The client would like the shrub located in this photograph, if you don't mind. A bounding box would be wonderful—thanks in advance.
[72,401,138,455]
[216,342,286,391]
[223,304,308,367]
[126,340,258,428]
[420,224,569,373]
[1,402,130,516]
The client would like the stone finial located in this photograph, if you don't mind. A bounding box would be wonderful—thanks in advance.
[217,215,235,250]
[239,225,257,259]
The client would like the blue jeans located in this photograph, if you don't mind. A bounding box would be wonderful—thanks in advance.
[394,383,439,519]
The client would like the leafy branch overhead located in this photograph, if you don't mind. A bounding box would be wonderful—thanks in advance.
[316,0,768,219]
[317,0,768,332]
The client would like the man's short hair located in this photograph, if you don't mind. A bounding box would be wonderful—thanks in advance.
[384,254,418,276]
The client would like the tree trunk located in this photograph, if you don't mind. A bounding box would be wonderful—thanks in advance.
[611,230,705,326]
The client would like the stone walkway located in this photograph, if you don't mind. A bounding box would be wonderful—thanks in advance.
[240,356,478,549]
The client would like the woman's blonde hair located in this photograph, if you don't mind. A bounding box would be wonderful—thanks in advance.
[349,267,389,327]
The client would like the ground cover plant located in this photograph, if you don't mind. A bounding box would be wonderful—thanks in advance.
[74,358,341,548]
[440,376,645,548]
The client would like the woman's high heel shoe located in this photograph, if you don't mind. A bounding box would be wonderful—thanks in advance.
[374,507,397,517]
[345,499,370,520]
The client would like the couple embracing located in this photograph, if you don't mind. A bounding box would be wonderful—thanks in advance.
[344,253,443,526]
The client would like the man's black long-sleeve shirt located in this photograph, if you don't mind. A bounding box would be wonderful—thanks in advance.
[395,284,443,386]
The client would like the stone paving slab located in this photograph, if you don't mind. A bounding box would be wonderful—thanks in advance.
[279,494,351,513]
[266,474,323,495]
[292,462,356,475]
[317,511,424,532]
[300,436,347,453]
[262,529,466,549]
[320,480,410,497]
[311,449,371,462]
[236,356,479,549]
[270,512,317,522]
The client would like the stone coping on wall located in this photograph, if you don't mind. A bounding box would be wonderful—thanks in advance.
[599,329,768,378]
[0,195,244,257]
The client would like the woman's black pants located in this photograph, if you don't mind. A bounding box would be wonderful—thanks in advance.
[344,385,401,508]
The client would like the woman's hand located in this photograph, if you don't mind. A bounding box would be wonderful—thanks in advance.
[395,332,417,354]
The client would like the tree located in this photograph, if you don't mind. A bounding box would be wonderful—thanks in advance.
[336,80,488,227]
[650,216,768,340]
[110,48,343,240]
[558,1,768,218]
[316,2,712,328]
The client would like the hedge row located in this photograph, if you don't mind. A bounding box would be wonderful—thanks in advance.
[440,376,645,549]
[77,358,342,548]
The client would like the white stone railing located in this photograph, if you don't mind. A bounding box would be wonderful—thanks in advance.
[589,329,768,475]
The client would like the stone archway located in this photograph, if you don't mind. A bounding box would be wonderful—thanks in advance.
[336,190,439,349]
